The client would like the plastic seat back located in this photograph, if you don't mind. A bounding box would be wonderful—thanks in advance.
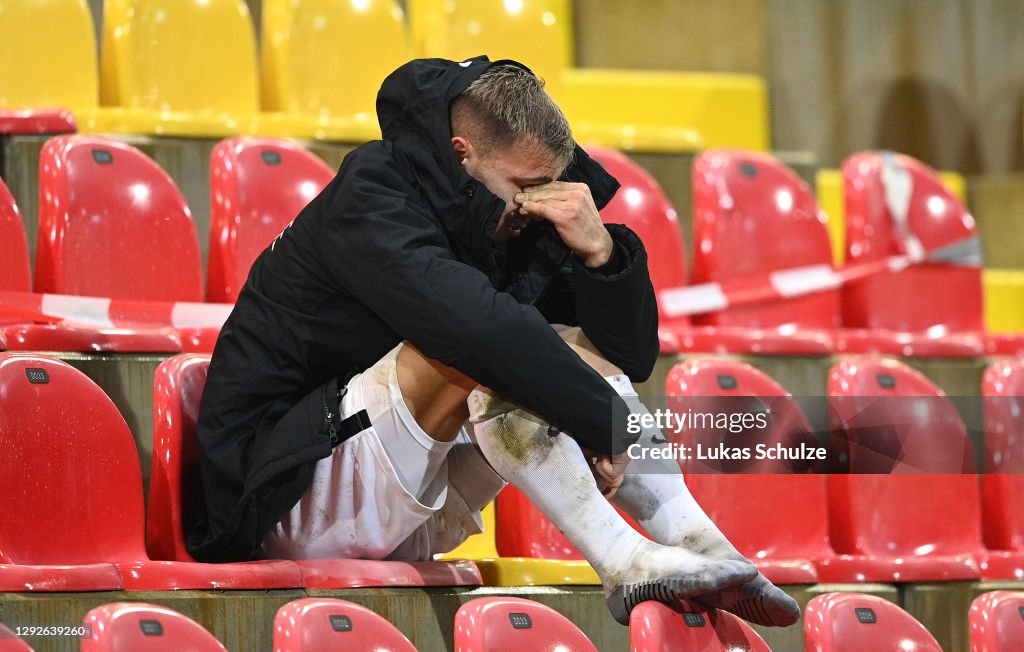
[261,0,409,119]
[0,178,31,293]
[982,359,1024,551]
[208,137,334,302]
[0,0,98,114]
[691,149,840,329]
[35,135,203,301]
[586,146,689,328]
[665,358,832,576]
[0,353,149,565]
[409,0,572,96]
[842,151,982,331]
[0,622,34,652]
[81,602,226,652]
[969,590,1024,652]
[454,597,596,652]
[804,592,941,651]
[273,598,415,652]
[101,0,258,115]
[827,357,983,558]
[629,599,771,652]
[148,354,211,562]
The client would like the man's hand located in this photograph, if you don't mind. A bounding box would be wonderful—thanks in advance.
[582,447,630,498]
[515,182,614,268]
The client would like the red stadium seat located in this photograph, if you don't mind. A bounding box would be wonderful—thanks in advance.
[0,622,33,652]
[454,597,597,652]
[0,352,303,590]
[817,357,984,582]
[588,145,831,355]
[804,592,941,651]
[150,353,481,589]
[272,598,415,652]
[665,358,832,584]
[81,603,226,652]
[629,599,771,652]
[208,136,334,303]
[978,359,1024,580]
[31,134,217,351]
[839,151,984,357]
[585,145,688,353]
[0,178,31,293]
[969,590,1024,652]
[0,108,76,135]
[689,149,836,354]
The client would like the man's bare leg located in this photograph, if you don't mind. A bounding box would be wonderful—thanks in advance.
[395,334,794,626]
[555,330,800,627]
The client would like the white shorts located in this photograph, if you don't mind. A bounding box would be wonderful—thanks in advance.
[259,343,505,561]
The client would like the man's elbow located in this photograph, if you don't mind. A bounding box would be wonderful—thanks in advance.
[620,332,659,383]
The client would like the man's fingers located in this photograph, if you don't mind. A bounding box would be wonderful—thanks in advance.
[519,199,569,222]
[517,182,590,204]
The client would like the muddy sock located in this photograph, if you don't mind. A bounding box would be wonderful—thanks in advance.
[466,389,756,625]
[608,379,800,627]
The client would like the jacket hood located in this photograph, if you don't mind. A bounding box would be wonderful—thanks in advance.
[375,56,620,250]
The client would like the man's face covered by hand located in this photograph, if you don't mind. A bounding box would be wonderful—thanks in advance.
[458,134,560,241]
[455,134,614,267]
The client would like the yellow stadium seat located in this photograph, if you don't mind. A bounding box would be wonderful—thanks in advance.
[0,0,97,114]
[435,502,600,586]
[408,0,769,152]
[260,0,412,142]
[95,0,262,136]
[984,269,1024,334]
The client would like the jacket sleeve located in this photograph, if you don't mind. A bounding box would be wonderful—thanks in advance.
[316,160,636,455]
[535,224,659,382]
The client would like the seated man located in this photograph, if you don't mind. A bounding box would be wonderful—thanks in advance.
[190,56,799,627]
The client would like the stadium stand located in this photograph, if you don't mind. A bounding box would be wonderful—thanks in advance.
[408,0,768,153]
[665,358,832,584]
[803,592,942,651]
[454,596,597,651]
[0,622,33,652]
[0,352,306,590]
[629,599,771,651]
[968,590,1024,652]
[272,598,416,651]
[0,0,93,131]
[81,602,227,651]
[689,148,837,354]
[98,0,261,137]
[0,178,30,293]
[837,151,986,357]
[33,134,218,351]
[260,0,409,142]
[817,357,985,582]
[979,359,1024,579]
[207,136,335,303]
[1,173,183,353]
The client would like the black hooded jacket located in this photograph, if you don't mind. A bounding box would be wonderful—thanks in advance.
[188,57,659,563]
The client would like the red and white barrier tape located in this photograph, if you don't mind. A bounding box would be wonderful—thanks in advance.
[0,245,950,328]
[0,291,233,330]
[659,251,925,318]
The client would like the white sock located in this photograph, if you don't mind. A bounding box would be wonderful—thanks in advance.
[608,380,800,627]
[467,389,756,625]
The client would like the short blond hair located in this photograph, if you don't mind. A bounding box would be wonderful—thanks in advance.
[451,63,575,170]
